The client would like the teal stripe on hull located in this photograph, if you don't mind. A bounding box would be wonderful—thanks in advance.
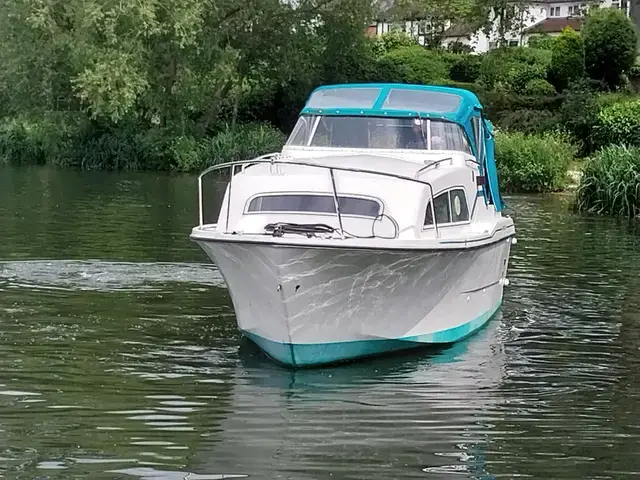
[243,301,502,367]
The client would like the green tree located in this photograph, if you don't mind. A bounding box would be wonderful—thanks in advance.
[374,46,449,84]
[479,0,535,48]
[0,0,349,131]
[549,27,585,92]
[582,8,638,89]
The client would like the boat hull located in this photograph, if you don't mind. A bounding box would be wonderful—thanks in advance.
[195,238,512,367]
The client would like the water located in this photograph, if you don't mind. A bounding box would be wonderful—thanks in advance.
[1,165,640,479]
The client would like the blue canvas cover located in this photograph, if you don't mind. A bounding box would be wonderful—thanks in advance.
[300,83,504,212]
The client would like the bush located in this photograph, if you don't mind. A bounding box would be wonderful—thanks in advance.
[558,79,600,155]
[0,113,85,165]
[494,108,559,134]
[582,9,638,89]
[549,27,585,92]
[592,100,640,151]
[495,131,576,193]
[371,31,417,57]
[575,145,640,217]
[449,55,482,83]
[528,34,556,50]
[374,46,449,84]
[479,47,552,92]
[523,78,556,96]
[201,123,286,170]
[481,89,563,121]
[446,41,474,54]
[0,119,285,172]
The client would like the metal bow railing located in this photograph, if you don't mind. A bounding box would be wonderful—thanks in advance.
[197,153,440,238]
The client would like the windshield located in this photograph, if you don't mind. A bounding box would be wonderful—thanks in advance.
[286,115,472,154]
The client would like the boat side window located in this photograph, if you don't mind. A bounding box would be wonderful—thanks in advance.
[246,194,381,218]
[449,189,469,222]
[472,116,484,161]
[424,188,469,226]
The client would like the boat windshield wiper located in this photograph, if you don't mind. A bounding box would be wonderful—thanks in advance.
[264,222,336,238]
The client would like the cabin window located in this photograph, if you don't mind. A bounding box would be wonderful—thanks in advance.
[424,188,469,226]
[382,89,462,113]
[246,194,381,218]
[286,115,472,154]
[450,189,469,222]
[306,87,382,109]
[472,116,484,161]
[430,121,472,153]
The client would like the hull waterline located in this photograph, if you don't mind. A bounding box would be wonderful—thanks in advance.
[193,236,513,367]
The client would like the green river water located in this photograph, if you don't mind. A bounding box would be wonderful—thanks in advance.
[1,165,640,479]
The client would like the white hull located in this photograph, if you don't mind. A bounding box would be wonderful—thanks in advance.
[194,234,513,366]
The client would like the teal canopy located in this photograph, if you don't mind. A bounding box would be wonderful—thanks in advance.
[300,83,504,211]
[301,83,483,127]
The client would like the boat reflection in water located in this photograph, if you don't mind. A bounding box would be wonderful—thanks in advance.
[192,311,506,479]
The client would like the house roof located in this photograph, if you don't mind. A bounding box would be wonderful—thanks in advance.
[525,16,583,34]
[443,22,479,38]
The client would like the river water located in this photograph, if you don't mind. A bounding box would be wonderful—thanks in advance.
[1,165,640,479]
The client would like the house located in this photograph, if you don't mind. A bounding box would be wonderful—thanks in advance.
[369,0,633,54]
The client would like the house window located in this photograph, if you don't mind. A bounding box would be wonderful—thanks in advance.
[612,1,620,8]
[568,5,579,14]
[550,6,561,16]
[621,0,628,12]
[508,40,518,46]
[424,189,469,226]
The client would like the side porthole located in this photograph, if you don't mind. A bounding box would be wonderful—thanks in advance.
[424,188,469,227]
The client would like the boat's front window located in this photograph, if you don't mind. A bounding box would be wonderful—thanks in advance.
[286,116,472,154]
[246,194,381,218]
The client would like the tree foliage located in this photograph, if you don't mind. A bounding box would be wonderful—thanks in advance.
[581,8,638,89]
[0,0,373,131]
[549,27,585,92]
[390,0,479,48]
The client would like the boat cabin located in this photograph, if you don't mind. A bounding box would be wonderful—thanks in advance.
[213,83,505,241]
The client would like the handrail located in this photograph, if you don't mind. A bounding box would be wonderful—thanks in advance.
[197,155,440,238]
[413,157,452,178]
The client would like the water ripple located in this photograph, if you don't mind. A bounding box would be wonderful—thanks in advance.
[1,180,640,479]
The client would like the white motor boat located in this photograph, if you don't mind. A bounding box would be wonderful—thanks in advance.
[190,83,516,367]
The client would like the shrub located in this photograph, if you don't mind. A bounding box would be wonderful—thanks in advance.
[449,55,482,83]
[592,100,640,151]
[5,120,286,172]
[505,63,550,94]
[0,113,85,165]
[549,27,585,92]
[201,123,286,170]
[495,131,576,193]
[481,89,563,121]
[558,79,600,155]
[527,34,556,50]
[371,31,417,57]
[494,108,559,134]
[446,41,474,54]
[374,46,449,84]
[523,78,556,96]
[582,8,638,89]
[479,47,552,92]
[575,145,640,217]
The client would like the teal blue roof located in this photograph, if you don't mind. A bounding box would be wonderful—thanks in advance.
[300,83,483,126]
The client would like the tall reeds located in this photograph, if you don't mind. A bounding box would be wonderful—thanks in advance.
[575,145,640,217]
